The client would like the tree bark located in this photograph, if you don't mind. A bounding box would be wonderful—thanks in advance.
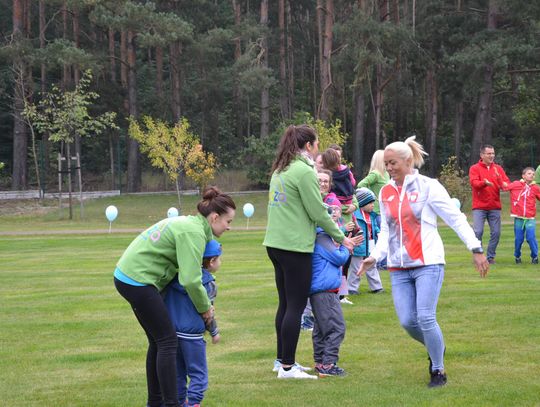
[471,0,498,165]
[352,87,366,176]
[170,41,182,122]
[120,30,129,113]
[318,0,334,121]
[108,27,116,82]
[12,0,28,190]
[260,0,270,138]
[426,68,438,176]
[278,0,289,120]
[39,0,49,177]
[126,30,141,192]
[286,0,294,117]
[232,0,243,139]
[155,45,164,100]
[453,100,463,166]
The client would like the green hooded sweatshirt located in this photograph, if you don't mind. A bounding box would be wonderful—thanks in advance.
[116,214,212,313]
[263,155,345,253]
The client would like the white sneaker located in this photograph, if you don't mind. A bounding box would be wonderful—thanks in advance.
[277,365,318,379]
[340,297,354,305]
[273,360,313,372]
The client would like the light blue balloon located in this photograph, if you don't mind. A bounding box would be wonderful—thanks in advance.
[105,205,118,222]
[243,203,255,218]
[451,198,461,210]
[167,207,179,218]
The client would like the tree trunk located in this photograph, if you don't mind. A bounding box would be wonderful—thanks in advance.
[471,0,498,165]
[126,30,141,192]
[232,0,243,139]
[12,0,28,190]
[170,41,182,122]
[286,0,294,117]
[426,67,437,176]
[108,27,116,82]
[453,100,463,166]
[39,0,49,179]
[155,45,164,100]
[374,64,384,149]
[278,0,289,120]
[72,7,82,159]
[352,87,366,176]
[318,0,334,121]
[260,0,270,138]
[120,30,129,113]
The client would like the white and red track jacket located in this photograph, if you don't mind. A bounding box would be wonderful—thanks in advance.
[371,170,481,269]
[507,180,540,219]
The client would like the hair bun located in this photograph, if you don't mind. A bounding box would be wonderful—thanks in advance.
[202,186,222,201]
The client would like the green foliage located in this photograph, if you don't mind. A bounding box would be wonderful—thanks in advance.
[23,70,118,144]
[129,116,217,193]
[242,112,348,187]
[438,156,471,207]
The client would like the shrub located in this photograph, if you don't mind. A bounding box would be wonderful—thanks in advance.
[438,156,471,208]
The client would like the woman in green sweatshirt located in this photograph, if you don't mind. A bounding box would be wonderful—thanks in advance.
[264,124,359,379]
[113,187,235,407]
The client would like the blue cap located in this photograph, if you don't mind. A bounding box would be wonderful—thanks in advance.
[203,239,222,258]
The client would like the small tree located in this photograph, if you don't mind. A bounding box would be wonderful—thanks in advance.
[129,116,217,207]
[24,70,118,219]
[438,156,471,209]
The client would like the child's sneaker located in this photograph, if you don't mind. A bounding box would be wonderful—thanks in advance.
[277,365,318,379]
[340,297,354,305]
[301,314,314,330]
[532,257,538,264]
[515,257,522,264]
[273,359,312,372]
[316,364,346,377]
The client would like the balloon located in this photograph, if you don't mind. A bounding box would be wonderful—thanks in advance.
[451,198,461,210]
[243,203,255,218]
[167,207,179,218]
[105,205,118,222]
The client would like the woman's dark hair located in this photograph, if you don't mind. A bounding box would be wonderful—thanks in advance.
[197,186,236,217]
[322,148,340,171]
[271,125,317,173]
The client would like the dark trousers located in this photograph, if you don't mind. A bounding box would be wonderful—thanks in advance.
[266,247,312,365]
[114,278,179,407]
[311,291,346,365]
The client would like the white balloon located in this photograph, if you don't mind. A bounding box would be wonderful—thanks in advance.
[167,207,179,218]
[105,205,118,222]
[451,198,461,210]
[243,203,255,218]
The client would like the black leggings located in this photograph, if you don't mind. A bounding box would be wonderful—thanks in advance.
[114,278,179,407]
[266,247,312,366]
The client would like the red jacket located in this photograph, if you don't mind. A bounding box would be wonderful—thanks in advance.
[508,180,540,218]
[469,160,510,210]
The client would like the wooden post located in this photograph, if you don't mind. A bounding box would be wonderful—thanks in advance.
[58,153,63,213]
[66,142,73,220]
[77,152,83,219]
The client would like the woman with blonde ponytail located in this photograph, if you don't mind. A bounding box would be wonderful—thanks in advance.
[357,136,490,388]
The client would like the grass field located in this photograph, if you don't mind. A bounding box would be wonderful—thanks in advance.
[1,192,539,406]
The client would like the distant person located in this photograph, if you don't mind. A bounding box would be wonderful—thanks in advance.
[358,136,489,388]
[113,187,236,407]
[163,239,223,407]
[322,147,357,220]
[315,153,324,172]
[507,167,540,264]
[264,125,360,380]
[310,226,350,377]
[347,187,384,295]
[356,149,390,224]
[534,164,540,185]
[469,145,509,264]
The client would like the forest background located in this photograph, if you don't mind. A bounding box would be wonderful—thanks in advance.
[1,0,539,193]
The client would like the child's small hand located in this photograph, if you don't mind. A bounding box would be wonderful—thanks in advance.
[345,222,355,232]
[212,334,221,344]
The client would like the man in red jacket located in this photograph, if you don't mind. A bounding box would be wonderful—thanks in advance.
[469,145,510,264]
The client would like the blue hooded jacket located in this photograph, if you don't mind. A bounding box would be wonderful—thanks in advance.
[310,227,350,295]
[352,209,380,257]
[163,269,218,340]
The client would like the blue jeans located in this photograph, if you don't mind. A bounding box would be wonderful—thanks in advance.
[390,265,445,371]
[514,218,538,259]
[472,209,501,260]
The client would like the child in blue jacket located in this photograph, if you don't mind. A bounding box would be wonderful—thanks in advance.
[164,239,222,407]
[347,188,384,294]
[310,226,350,377]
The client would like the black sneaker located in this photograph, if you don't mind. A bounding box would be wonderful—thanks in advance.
[532,257,538,264]
[428,370,447,387]
[515,257,522,264]
[316,364,347,377]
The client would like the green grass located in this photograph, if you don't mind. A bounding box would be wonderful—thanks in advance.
[1,193,539,406]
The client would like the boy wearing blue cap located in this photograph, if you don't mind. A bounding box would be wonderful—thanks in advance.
[164,239,222,407]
